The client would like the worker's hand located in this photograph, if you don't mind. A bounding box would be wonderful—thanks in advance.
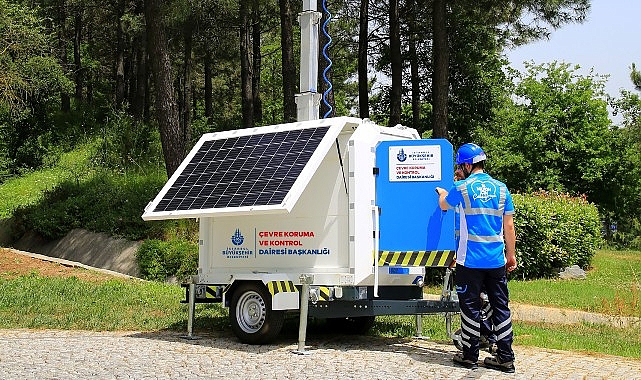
[435,187,446,196]
[454,168,464,181]
[506,253,517,272]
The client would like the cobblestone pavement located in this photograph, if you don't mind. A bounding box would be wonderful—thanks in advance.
[1,329,640,380]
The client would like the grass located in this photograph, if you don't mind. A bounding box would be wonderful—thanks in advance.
[0,143,95,219]
[0,141,194,244]
[0,168,72,219]
[508,249,641,317]
[0,273,228,332]
[424,250,641,317]
[514,321,641,358]
[1,252,641,359]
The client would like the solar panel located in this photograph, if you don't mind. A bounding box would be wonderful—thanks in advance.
[142,118,355,220]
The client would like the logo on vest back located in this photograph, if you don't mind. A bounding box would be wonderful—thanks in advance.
[472,181,497,202]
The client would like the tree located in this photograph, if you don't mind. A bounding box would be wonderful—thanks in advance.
[446,2,510,145]
[114,0,127,109]
[0,0,73,177]
[607,85,641,247]
[631,63,641,91]
[240,0,254,128]
[144,0,184,176]
[73,5,84,101]
[252,0,263,125]
[279,0,297,122]
[478,62,614,206]
[128,0,148,122]
[430,0,590,139]
[406,0,422,133]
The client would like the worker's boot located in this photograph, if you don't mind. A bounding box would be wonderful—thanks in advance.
[452,353,478,370]
[483,356,515,373]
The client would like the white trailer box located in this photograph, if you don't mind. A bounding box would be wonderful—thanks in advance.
[143,117,458,344]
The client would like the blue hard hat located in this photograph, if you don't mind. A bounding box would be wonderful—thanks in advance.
[456,143,487,165]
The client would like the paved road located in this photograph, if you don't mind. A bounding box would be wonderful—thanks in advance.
[1,329,640,380]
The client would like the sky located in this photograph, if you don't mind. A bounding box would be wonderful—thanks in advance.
[506,0,641,100]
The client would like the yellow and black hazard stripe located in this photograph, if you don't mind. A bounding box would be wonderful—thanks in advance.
[378,250,455,267]
[316,286,331,301]
[181,284,222,303]
[203,286,219,299]
[266,281,298,296]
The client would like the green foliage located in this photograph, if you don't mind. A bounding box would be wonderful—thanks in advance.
[12,168,168,241]
[474,61,640,246]
[136,239,198,282]
[0,0,74,174]
[94,111,163,170]
[479,62,613,198]
[606,90,641,249]
[631,63,641,92]
[446,3,512,145]
[512,191,601,279]
[0,169,66,219]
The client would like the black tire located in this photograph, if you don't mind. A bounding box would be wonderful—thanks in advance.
[452,328,463,351]
[229,282,285,344]
[327,316,376,335]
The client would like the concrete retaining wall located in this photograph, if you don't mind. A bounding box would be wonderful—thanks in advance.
[10,228,141,277]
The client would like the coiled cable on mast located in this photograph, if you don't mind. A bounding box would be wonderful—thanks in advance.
[321,0,333,119]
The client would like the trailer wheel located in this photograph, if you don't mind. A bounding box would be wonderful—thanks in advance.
[452,328,463,351]
[327,316,376,335]
[229,283,284,344]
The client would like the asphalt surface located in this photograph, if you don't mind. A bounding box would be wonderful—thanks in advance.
[1,329,640,380]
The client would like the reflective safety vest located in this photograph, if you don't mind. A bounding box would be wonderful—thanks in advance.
[445,172,514,269]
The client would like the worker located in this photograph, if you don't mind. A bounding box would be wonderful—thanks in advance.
[454,167,497,355]
[435,143,517,373]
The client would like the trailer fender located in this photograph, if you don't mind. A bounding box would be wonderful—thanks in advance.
[222,277,300,311]
[267,281,300,310]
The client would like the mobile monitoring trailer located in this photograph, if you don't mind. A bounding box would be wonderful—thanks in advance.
[142,117,460,346]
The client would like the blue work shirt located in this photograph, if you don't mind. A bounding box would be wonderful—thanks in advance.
[444,172,514,269]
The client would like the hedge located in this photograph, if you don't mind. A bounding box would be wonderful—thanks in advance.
[136,239,198,282]
[512,191,601,279]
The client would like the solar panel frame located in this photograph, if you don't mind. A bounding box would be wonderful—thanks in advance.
[142,118,355,220]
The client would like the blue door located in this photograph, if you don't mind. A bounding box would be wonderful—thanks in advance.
[375,139,455,267]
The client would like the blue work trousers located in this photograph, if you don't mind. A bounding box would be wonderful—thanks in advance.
[455,264,515,363]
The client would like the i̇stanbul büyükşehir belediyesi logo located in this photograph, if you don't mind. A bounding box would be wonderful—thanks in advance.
[222,228,252,259]
[231,228,244,245]
[397,148,407,162]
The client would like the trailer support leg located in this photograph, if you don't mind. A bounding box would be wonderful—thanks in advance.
[441,268,457,339]
[414,314,429,340]
[293,275,313,355]
[181,283,200,340]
